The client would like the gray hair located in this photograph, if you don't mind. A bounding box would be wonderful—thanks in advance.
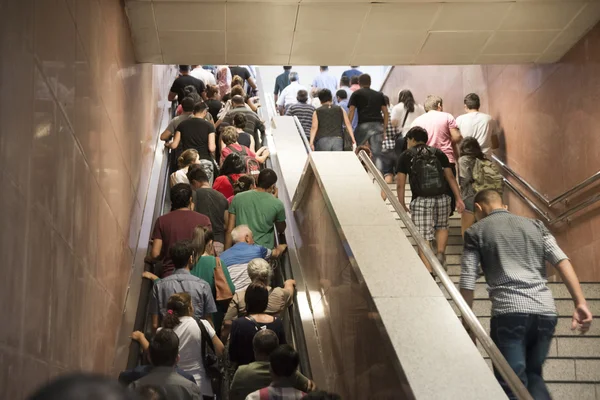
[231,225,252,243]
[424,95,443,112]
[289,71,299,82]
[247,258,272,285]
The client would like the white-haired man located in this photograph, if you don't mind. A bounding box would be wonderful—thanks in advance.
[220,225,287,292]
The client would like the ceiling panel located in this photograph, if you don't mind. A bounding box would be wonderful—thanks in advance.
[296,4,369,33]
[484,30,560,54]
[431,3,512,31]
[421,31,492,55]
[364,3,441,32]
[125,0,600,65]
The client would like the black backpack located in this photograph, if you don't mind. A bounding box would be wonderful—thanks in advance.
[409,146,447,197]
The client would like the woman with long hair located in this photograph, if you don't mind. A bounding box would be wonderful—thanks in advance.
[458,137,486,235]
[212,153,247,199]
[190,226,235,334]
[391,90,425,142]
[228,283,287,366]
[169,149,200,187]
[131,292,224,399]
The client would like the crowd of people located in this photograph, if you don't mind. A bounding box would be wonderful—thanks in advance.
[28,65,593,400]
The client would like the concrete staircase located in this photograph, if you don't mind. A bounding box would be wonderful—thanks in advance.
[388,184,600,400]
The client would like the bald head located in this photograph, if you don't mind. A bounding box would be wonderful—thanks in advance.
[253,329,280,360]
[231,224,253,244]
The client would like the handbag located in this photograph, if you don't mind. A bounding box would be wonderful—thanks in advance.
[197,319,222,395]
[214,258,233,302]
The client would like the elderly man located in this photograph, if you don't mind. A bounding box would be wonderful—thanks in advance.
[220,225,287,292]
[276,72,307,115]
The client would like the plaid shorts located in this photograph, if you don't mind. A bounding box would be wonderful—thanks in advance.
[410,195,451,241]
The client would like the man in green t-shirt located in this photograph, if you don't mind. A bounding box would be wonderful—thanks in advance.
[226,169,286,249]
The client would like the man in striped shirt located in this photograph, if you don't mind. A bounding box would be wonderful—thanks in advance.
[285,90,315,138]
[460,190,592,399]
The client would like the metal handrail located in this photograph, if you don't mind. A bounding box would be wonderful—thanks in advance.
[492,155,600,207]
[357,150,533,400]
[292,115,312,154]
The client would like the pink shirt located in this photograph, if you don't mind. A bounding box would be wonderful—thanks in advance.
[221,143,256,161]
[411,110,458,163]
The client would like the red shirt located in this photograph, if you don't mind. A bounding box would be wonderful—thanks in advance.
[151,209,211,277]
[213,174,243,199]
[221,143,256,161]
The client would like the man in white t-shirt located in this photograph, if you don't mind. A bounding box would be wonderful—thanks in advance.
[456,93,498,158]
[276,72,307,115]
[190,65,217,86]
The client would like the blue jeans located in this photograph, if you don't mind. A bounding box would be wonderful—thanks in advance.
[490,313,557,400]
[355,122,384,172]
[315,136,343,151]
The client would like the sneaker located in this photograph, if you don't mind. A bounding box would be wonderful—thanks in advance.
[436,252,447,272]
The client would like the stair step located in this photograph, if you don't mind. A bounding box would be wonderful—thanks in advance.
[401,226,462,238]
[547,383,599,400]
[440,283,600,301]
[396,215,462,227]
[450,299,600,318]
[407,235,464,246]
[477,337,600,360]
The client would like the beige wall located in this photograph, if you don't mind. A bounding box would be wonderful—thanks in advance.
[0,0,175,397]
[382,24,600,281]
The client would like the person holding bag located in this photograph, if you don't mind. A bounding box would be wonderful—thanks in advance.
[391,90,425,158]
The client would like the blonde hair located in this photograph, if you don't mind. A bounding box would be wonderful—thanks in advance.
[222,126,239,146]
[177,149,199,169]
[231,86,246,98]
[231,75,244,88]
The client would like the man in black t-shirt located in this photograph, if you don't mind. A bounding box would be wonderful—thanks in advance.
[169,102,217,184]
[168,65,207,103]
[348,74,389,174]
[396,127,464,276]
[229,66,257,92]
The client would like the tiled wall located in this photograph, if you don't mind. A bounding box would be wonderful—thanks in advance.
[0,0,175,397]
[382,23,600,282]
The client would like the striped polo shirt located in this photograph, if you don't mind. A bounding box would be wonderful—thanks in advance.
[219,242,272,292]
[286,102,315,137]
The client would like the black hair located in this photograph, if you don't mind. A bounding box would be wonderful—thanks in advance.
[318,89,332,103]
[358,74,371,86]
[187,166,209,184]
[296,90,309,103]
[320,66,328,70]
[405,126,428,143]
[28,373,134,400]
[181,97,195,113]
[220,153,246,176]
[464,93,481,110]
[253,329,280,357]
[340,76,350,86]
[222,93,232,103]
[233,175,255,195]
[302,391,342,400]
[170,183,192,210]
[383,94,390,107]
[193,102,208,114]
[270,344,299,378]
[398,90,416,113]
[149,329,180,367]
[350,76,359,85]
[137,385,167,400]
[162,292,192,330]
[233,113,247,129]
[232,95,245,105]
[474,189,502,206]
[245,283,269,314]
[460,136,485,160]
[183,85,198,97]
[283,66,292,70]
[179,65,190,72]
[336,90,347,100]
[169,240,194,270]
[257,168,278,190]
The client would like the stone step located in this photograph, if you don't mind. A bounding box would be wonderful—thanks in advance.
[484,358,600,384]
[478,336,600,360]
[407,235,464,246]
[547,383,600,400]
[450,299,600,318]
[476,316,600,337]
[440,283,600,300]
[402,226,462,238]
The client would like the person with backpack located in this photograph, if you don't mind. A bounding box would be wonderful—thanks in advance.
[220,126,269,170]
[396,127,465,275]
[458,137,504,236]
[213,153,247,199]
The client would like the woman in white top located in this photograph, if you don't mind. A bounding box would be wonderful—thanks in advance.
[133,292,225,399]
[170,149,201,187]
[391,90,425,137]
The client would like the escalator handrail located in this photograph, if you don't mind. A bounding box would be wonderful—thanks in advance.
[357,150,534,400]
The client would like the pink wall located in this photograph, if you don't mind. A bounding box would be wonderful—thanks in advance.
[0,0,175,397]
[382,24,600,281]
